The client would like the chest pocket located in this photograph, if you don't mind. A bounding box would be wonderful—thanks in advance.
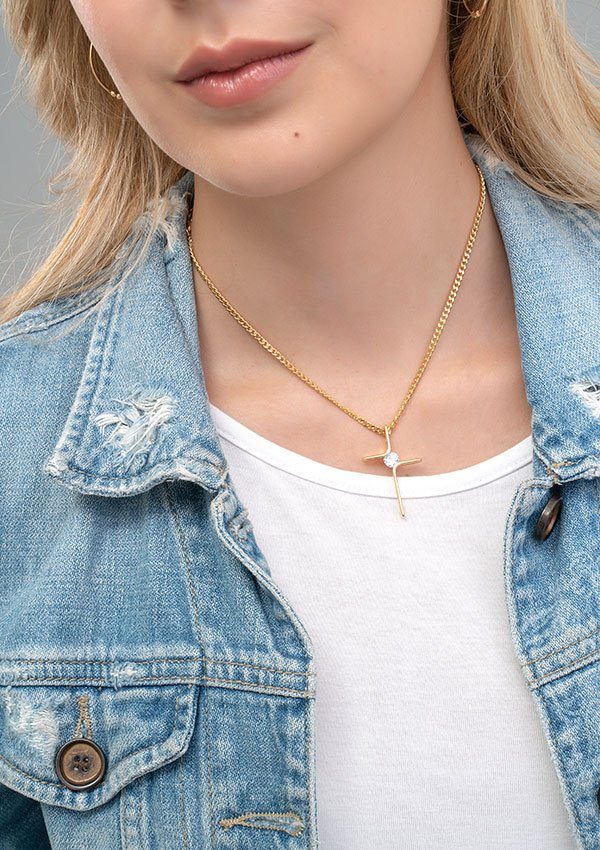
[0,678,199,812]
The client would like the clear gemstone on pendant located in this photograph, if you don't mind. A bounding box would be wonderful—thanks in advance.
[383,451,400,468]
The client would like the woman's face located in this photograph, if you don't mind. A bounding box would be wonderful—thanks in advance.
[71,0,450,196]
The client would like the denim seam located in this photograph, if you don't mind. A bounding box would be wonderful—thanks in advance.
[0,291,107,343]
[506,480,548,667]
[214,496,312,669]
[124,687,182,763]
[520,477,600,678]
[50,455,222,483]
[523,626,600,666]
[162,483,207,657]
[537,686,585,841]
[0,749,65,788]
[44,275,124,468]
[120,791,130,850]
[0,686,183,788]
[305,681,312,847]
[0,656,315,677]
[205,688,216,849]
[528,649,600,689]
[73,280,130,468]
[120,766,142,850]
[137,792,143,846]
[0,676,312,696]
[534,440,597,482]
[203,677,312,697]
[178,745,189,850]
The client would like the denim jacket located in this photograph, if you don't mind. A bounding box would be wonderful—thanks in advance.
[0,131,599,850]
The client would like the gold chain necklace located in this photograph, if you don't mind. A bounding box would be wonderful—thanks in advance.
[186,163,487,518]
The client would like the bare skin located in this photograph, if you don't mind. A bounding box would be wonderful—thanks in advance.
[193,197,532,476]
[69,0,533,474]
[185,14,532,476]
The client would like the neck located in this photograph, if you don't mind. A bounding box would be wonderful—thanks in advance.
[190,65,512,386]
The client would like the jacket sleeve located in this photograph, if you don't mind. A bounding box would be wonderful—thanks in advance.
[0,785,52,849]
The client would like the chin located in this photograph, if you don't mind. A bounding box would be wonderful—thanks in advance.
[197,165,325,198]
[185,142,340,198]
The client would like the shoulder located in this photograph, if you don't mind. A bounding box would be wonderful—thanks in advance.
[0,283,107,343]
[0,169,194,346]
[0,282,109,408]
[0,166,192,408]
[0,286,111,499]
[465,131,600,258]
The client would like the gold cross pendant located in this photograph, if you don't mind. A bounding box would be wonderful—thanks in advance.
[363,425,422,518]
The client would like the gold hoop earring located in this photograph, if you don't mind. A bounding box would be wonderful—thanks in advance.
[463,0,489,17]
[88,42,122,100]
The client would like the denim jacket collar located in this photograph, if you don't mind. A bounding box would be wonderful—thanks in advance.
[44,132,600,497]
[44,173,227,497]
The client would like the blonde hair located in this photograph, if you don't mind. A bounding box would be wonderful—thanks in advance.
[1,0,599,324]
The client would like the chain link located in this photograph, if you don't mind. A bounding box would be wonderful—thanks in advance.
[186,163,486,438]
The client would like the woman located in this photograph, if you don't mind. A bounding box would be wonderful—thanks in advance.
[0,0,599,847]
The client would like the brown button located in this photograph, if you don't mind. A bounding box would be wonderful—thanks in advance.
[54,738,107,791]
[534,483,563,541]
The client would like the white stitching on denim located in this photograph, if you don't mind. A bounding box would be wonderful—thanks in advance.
[0,655,315,677]
[522,625,600,667]
[527,647,600,687]
[178,748,189,850]
[205,689,216,849]
[305,681,313,846]
[0,677,313,697]
[219,810,304,836]
[73,694,93,740]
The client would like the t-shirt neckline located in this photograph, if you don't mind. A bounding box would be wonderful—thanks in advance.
[209,403,533,499]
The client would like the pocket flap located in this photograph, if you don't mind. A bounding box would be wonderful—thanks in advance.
[0,681,199,810]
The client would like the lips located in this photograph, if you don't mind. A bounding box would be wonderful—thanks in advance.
[175,38,313,82]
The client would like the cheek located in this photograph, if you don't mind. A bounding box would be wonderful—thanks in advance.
[72,0,446,196]
[68,0,119,43]
[338,0,446,100]
[68,0,94,32]
[70,0,154,75]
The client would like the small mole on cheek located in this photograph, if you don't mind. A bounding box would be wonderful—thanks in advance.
[294,131,300,137]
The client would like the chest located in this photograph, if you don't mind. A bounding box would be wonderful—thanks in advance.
[0,457,599,849]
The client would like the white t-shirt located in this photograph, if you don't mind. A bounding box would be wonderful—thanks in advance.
[209,403,578,850]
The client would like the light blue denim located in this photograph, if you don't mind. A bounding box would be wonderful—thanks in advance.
[0,130,599,849]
